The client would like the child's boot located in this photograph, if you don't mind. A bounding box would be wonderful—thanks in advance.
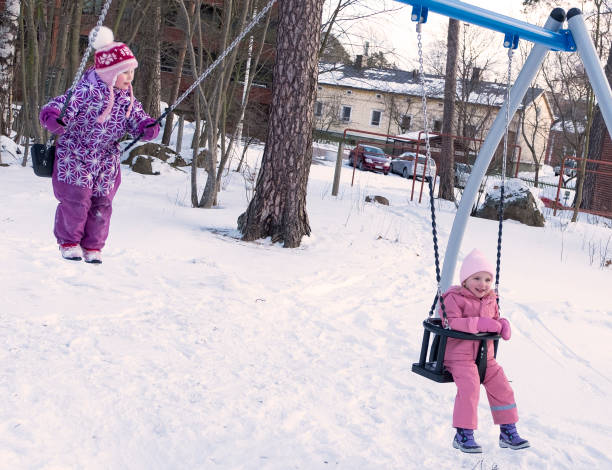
[499,423,530,450]
[453,428,482,453]
[82,248,102,264]
[59,244,82,261]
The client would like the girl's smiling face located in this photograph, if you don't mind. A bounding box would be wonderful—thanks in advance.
[463,271,493,298]
[115,69,134,90]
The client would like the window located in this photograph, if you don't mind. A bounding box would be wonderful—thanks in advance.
[317,85,322,91]
[346,90,353,95]
[370,110,382,127]
[401,115,412,132]
[341,106,352,122]
[376,93,382,99]
[314,101,323,117]
[433,120,442,132]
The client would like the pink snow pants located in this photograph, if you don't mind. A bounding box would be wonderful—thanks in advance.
[52,164,121,251]
[445,358,519,429]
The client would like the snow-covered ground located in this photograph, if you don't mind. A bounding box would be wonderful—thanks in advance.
[1,128,611,469]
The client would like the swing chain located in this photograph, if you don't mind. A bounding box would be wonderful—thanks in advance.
[418,21,449,329]
[495,47,514,304]
[58,0,113,121]
[122,0,277,153]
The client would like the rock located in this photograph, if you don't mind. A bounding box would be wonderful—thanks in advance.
[474,179,545,227]
[365,195,390,206]
[131,156,159,175]
[125,142,178,165]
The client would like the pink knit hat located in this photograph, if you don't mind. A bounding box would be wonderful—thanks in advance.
[459,249,495,284]
[91,26,138,122]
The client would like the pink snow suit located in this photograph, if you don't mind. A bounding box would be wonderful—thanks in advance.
[40,68,157,250]
[441,286,519,429]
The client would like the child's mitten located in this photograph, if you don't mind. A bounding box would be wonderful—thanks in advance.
[498,318,511,340]
[39,107,66,135]
[477,317,502,334]
[138,118,160,141]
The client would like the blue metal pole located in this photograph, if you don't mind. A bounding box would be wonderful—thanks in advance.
[439,9,566,293]
[396,0,575,52]
[567,9,612,137]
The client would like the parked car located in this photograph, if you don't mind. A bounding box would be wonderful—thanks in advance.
[390,152,437,182]
[347,144,391,175]
[554,159,578,177]
[454,162,487,191]
[454,162,472,188]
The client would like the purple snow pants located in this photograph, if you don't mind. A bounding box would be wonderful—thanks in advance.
[445,358,519,429]
[52,159,121,250]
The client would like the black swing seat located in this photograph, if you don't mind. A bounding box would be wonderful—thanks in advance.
[31,144,55,178]
[412,318,500,384]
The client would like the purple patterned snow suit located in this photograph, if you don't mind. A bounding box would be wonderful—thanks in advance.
[41,68,156,250]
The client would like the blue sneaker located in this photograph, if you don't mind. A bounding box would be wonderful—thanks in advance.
[453,428,483,453]
[499,423,530,450]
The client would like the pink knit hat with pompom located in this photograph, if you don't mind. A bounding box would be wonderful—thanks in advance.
[459,249,495,284]
[91,26,138,122]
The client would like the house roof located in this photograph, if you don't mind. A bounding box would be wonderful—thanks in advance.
[318,63,544,109]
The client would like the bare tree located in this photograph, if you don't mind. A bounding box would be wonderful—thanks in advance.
[520,86,550,185]
[238,0,325,247]
[439,18,459,201]
[0,0,20,142]
[133,0,161,118]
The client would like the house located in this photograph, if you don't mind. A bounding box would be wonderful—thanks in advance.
[315,62,553,171]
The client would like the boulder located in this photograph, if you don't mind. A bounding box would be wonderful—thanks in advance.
[365,195,390,206]
[125,142,178,165]
[131,156,159,175]
[474,179,545,227]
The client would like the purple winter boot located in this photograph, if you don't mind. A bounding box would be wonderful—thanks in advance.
[453,428,482,453]
[499,423,530,450]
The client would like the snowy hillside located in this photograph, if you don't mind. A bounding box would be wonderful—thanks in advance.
[1,129,611,469]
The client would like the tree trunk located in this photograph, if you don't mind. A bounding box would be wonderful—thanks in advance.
[0,0,20,137]
[69,0,84,82]
[237,0,324,248]
[161,0,194,145]
[133,0,161,118]
[24,0,42,143]
[49,1,73,98]
[439,19,459,201]
[581,41,612,210]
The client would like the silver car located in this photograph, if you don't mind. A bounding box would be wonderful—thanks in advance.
[390,152,437,182]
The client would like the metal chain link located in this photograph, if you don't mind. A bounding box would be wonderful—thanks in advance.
[495,47,514,299]
[59,0,113,120]
[417,22,449,328]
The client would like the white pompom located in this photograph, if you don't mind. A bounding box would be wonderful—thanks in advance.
[91,26,114,50]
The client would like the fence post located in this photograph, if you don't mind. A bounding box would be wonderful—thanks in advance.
[332,140,345,196]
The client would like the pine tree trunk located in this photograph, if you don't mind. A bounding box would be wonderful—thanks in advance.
[581,42,612,210]
[237,0,324,248]
[439,19,459,201]
[0,0,20,137]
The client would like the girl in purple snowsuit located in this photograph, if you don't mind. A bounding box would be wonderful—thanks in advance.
[39,27,159,263]
[441,249,530,453]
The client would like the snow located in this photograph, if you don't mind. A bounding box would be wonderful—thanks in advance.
[1,122,611,469]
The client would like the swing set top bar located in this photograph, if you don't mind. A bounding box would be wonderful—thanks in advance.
[395,0,576,52]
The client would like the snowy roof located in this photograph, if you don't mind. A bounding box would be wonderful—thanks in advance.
[318,63,544,109]
[551,120,585,134]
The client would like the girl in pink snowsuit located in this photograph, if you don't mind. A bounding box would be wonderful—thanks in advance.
[39,27,159,263]
[441,249,529,453]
